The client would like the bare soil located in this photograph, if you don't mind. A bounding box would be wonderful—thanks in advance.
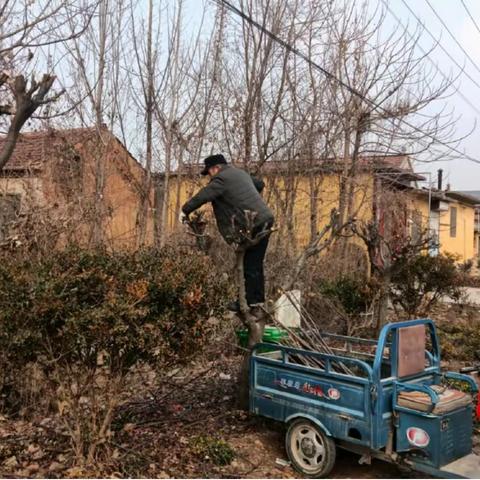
[2,304,480,479]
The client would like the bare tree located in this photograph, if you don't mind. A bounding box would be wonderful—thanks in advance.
[129,0,156,246]
[231,209,353,410]
[352,188,430,334]
[148,1,221,245]
[0,0,97,170]
[61,0,139,246]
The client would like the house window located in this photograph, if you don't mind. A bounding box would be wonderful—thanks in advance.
[450,206,457,238]
[0,195,21,241]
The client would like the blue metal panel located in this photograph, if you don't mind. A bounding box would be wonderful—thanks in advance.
[373,319,441,385]
[396,406,472,469]
[284,413,332,435]
[441,408,473,466]
[371,319,441,450]
[250,344,373,446]
[249,319,478,478]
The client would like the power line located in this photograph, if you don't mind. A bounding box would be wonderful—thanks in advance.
[460,0,480,37]
[422,0,480,77]
[381,0,480,117]
[213,0,480,165]
[398,0,480,92]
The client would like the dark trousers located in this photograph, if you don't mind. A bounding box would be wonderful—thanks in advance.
[243,228,271,305]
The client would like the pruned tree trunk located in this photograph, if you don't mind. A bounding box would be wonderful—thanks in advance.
[91,0,108,247]
[233,220,272,411]
[235,210,352,411]
[238,317,265,411]
[376,273,391,337]
[235,242,269,410]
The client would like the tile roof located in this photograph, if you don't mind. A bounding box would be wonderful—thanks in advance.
[459,191,480,202]
[0,127,102,172]
[167,154,422,180]
[445,191,480,206]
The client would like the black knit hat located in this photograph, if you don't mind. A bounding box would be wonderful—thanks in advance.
[201,154,227,176]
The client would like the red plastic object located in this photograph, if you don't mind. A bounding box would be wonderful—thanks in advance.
[476,374,480,420]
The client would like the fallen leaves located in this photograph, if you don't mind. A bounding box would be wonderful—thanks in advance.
[4,455,18,467]
[0,354,414,479]
[48,461,63,472]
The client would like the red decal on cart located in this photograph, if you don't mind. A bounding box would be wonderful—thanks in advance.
[328,388,340,400]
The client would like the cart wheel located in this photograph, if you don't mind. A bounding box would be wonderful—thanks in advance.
[286,419,336,478]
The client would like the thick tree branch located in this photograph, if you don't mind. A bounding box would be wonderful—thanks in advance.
[0,71,10,88]
[0,74,64,170]
[0,105,14,114]
[282,209,355,292]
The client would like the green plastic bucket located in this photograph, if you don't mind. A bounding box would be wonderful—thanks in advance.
[235,326,288,353]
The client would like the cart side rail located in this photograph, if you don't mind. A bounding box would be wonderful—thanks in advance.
[251,343,374,382]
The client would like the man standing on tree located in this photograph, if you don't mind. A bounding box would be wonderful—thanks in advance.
[181,154,274,313]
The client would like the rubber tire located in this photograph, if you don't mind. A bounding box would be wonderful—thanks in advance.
[286,419,337,478]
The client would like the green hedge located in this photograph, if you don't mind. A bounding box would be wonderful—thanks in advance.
[0,247,230,378]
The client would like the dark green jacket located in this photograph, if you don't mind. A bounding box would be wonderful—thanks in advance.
[182,165,274,243]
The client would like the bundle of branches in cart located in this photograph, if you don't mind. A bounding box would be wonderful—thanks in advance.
[264,210,356,376]
[268,293,355,377]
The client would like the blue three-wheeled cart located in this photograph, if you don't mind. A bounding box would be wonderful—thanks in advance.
[250,319,480,478]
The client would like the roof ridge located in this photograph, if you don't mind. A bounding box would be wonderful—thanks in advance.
[0,125,109,172]
[0,125,101,141]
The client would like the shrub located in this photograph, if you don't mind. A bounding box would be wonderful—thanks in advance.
[0,247,229,376]
[458,259,474,275]
[0,246,231,464]
[390,253,463,317]
[318,275,375,316]
[438,323,480,362]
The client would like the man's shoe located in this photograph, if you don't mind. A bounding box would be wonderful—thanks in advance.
[227,301,241,313]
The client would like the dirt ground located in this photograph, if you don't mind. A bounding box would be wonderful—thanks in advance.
[2,304,480,479]
[0,354,435,480]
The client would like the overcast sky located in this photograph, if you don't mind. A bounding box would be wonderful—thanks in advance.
[385,0,480,192]
[181,0,480,192]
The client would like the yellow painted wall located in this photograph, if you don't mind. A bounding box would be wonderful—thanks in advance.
[474,232,479,275]
[409,193,476,265]
[439,201,475,262]
[411,194,430,226]
[165,176,205,235]
[167,171,375,251]
[166,172,477,269]
[264,173,374,248]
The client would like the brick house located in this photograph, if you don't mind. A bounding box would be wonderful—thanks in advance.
[0,126,153,249]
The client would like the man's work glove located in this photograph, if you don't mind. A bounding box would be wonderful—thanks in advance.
[179,211,189,224]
